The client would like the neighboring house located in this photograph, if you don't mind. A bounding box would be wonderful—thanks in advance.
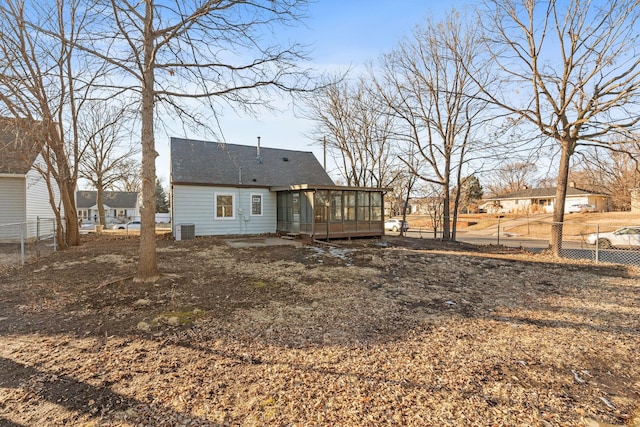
[406,197,444,216]
[170,137,387,239]
[76,190,140,224]
[0,119,60,240]
[482,185,609,214]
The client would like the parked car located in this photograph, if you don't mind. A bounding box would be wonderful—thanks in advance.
[586,226,640,249]
[112,220,141,231]
[384,218,409,232]
[567,203,597,213]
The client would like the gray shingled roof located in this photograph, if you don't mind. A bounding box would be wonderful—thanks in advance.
[0,118,42,174]
[170,137,335,187]
[490,186,607,200]
[76,191,138,209]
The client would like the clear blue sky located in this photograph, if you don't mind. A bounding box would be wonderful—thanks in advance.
[155,0,472,184]
[302,0,439,64]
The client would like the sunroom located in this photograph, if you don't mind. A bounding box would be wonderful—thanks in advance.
[274,184,386,239]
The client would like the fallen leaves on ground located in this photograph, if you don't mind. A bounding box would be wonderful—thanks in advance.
[0,235,639,426]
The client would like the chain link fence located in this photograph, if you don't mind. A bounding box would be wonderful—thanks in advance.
[407,216,640,267]
[0,218,58,269]
[560,222,640,267]
[477,217,640,267]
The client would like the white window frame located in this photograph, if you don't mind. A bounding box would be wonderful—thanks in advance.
[250,193,263,216]
[214,192,236,220]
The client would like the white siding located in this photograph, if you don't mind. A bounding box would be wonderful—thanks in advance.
[173,185,276,236]
[0,176,26,240]
[25,159,61,239]
[0,176,26,223]
[25,165,60,222]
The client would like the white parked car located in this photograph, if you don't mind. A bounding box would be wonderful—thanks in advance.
[112,220,141,231]
[384,218,409,232]
[567,203,597,213]
[586,226,640,249]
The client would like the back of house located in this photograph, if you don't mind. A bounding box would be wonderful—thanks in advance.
[170,137,387,240]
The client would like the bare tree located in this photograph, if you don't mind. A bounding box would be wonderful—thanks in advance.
[0,0,104,248]
[306,75,398,188]
[421,182,445,239]
[54,0,314,281]
[110,159,142,193]
[78,101,139,226]
[377,10,489,241]
[397,155,419,238]
[485,161,538,196]
[571,141,640,210]
[384,178,405,218]
[474,0,640,255]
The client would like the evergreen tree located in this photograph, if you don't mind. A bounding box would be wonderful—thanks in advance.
[155,179,169,213]
[459,175,483,213]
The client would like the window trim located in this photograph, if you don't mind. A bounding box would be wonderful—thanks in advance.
[214,192,236,220]
[250,193,263,216]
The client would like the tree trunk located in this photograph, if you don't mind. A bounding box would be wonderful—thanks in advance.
[48,122,80,247]
[451,147,468,242]
[451,198,459,242]
[42,165,68,249]
[96,183,107,226]
[60,180,80,247]
[39,128,80,248]
[135,0,160,282]
[400,188,411,238]
[441,187,450,240]
[136,101,158,280]
[550,139,575,257]
[441,155,452,241]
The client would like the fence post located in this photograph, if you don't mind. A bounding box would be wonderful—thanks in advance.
[20,222,25,265]
[595,224,599,264]
[53,219,57,252]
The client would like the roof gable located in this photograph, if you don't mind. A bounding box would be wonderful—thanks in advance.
[0,118,43,175]
[76,191,138,209]
[170,137,334,187]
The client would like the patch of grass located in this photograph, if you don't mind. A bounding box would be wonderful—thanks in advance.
[152,308,206,327]
[260,397,276,408]
[253,280,269,288]
[260,397,278,419]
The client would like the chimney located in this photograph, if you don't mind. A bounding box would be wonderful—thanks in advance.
[568,181,576,188]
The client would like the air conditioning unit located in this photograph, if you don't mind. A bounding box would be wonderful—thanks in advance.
[175,223,195,241]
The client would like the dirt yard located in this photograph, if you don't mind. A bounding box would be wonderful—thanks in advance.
[1,234,639,426]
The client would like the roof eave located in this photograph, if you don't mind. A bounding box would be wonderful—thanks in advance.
[272,184,391,192]
[171,181,273,189]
